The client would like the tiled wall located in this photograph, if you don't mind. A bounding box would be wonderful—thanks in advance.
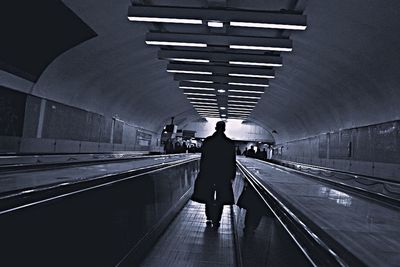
[0,85,156,153]
[273,121,400,180]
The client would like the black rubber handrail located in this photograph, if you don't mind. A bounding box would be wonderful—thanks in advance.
[236,160,366,267]
[271,158,400,186]
[0,157,200,216]
[0,153,195,173]
[264,159,400,208]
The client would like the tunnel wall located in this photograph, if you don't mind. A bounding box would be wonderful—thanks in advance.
[272,120,400,181]
[0,85,157,153]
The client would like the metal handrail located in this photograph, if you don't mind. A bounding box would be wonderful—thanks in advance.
[236,160,365,267]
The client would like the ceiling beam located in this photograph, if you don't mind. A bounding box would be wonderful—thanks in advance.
[128,5,307,30]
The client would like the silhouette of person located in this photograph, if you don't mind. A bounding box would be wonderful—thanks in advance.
[236,146,242,156]
[243,147,248,156]
[246,146,256,158]
[191,121,236,227]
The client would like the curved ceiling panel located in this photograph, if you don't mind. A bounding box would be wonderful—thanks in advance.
[253,0,400,142]
[28,0,400,142]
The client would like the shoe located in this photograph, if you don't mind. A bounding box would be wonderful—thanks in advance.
[206,220,212,226]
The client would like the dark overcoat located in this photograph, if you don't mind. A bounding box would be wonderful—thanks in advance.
[191,132,236,205]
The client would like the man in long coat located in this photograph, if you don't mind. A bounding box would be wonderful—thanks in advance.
[191,121,236,227]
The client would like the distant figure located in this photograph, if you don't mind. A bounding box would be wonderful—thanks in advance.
[255,147,263,159]
[164,139,174,154]
[191,121,236,227]
[236,146,242,156]
[174,141,181,153]
[246,146,256,158]
[243,147,248,156]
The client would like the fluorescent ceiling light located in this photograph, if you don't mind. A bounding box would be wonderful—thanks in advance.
[228,89,264,94]
[217,89,226,93]
[230,44,292,52]
[189,100,217,104]
[228,95,261,99]
[167,70,212,75]
[228,100,258,104]
[228,104,256,108]
[229,73,274,79]
[187,80,213,84]
[207,21,224,28]
[220,107,226,110]
[229,61,282,67]
[229,112,251,115]
[170,58,210,63]
[180,86,215,91]
[184,92,216,96]
[228,82,268,87]
[229,106,253,110]
[221,114,227,117]
[128,16,202,24]
[230,21,306,30]
[146,41,207,47]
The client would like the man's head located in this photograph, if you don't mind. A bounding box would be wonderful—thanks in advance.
[215,121,226,133]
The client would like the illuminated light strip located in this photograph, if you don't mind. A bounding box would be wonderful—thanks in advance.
[228,89,264,94]
[230,44,292,52]
[189,100,217,104]
[128,16,202,24]
[228,82,268,87]
[228,111,251,114]
[229,73,275,79]
[228,95,261,99]
[207,21,224,28]
[184,92,216,96]
[228,107,253,111]
[230,21,306,30]
[167,70,212,75]
[228,104,256,108]
[180,86,215,91]
[169,58,210,63]
[194,106,219,110]
[146,41,207,47]
[228,100,258,104]
[187,80,214,84]
[229,61,282,67]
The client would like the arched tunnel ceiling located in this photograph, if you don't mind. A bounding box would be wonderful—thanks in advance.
[26,0,400,142]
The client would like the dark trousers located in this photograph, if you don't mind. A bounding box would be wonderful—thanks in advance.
[205,202,223,223]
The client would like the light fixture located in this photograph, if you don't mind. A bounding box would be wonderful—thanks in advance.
[228,89,264,94]
[169,58,210,63]
[188,99,217,102]
[221,114,227,117]
[228,95,261,99]
[180,86,215,91]
[184,92,216,96]
[128,16,202,24]
[220,107,226,110]
[229,73,275,79]
[228,82,268,87]
[187,80,213,84]
[217,89,226,93]
[207,21,224,28]
[189,101,217,104]
[167,70,212,75]
[146,41,207,47]
[228,107,253,111]
[228,100,258,104]
[229,44,292,52]
[230,21,306,30]
[228,103,256,108]
[229,61,282,67]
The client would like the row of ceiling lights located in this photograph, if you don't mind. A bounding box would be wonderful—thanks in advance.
[127,5,307,120]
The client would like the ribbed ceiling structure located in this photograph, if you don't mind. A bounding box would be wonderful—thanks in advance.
[127,2,307,120]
